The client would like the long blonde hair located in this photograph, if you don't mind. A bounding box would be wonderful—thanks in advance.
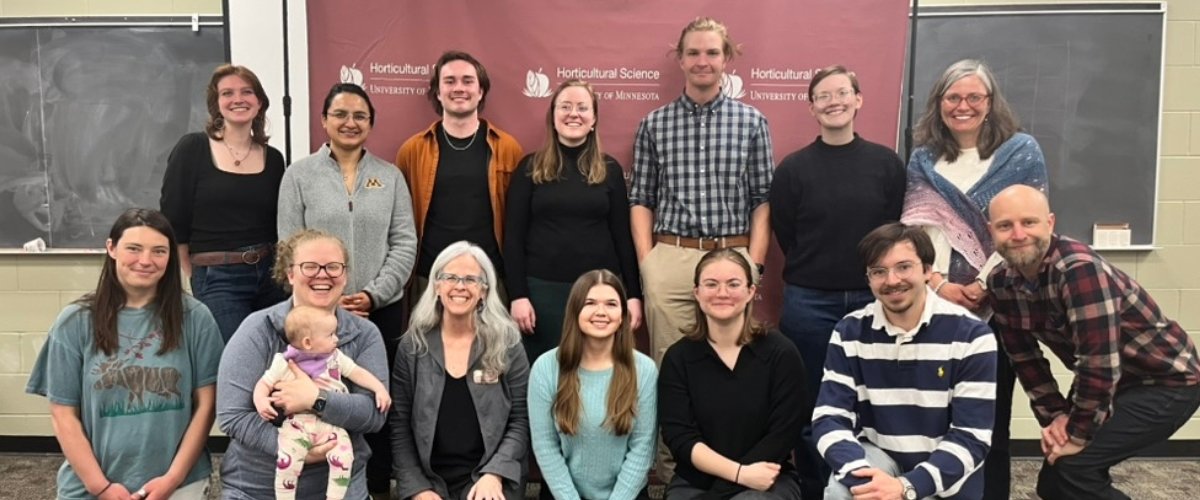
[553,270,638,436]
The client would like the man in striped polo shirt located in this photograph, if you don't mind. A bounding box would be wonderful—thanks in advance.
[987,185,1200,500]
[814,223,998,500]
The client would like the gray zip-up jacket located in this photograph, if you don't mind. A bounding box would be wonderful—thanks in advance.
[278,145,417,308]
[391,327,530,500]
[217,300,388,500]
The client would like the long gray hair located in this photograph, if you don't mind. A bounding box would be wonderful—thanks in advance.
[406,241,520,375]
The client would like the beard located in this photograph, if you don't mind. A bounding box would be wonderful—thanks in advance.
[878,283,917,315]
[998,236,1050,270]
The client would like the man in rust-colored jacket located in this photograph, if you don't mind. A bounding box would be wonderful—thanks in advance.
[396,50,523,299]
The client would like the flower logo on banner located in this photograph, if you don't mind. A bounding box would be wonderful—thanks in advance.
[523,68,553,98]
[340,64,364,86]
[721,71,745,99]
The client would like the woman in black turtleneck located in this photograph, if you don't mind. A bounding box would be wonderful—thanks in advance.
[504,79,642,363]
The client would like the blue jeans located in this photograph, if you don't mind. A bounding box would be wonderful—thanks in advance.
[778,284,874,496]
[190,247,287,343]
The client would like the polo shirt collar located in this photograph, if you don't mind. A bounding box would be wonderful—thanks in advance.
[869,287,937,339]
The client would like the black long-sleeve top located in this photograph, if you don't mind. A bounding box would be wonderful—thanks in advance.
[658,330,808,499]
[159,132,285,252]
[769,134,905,290]
[503,145,642,299]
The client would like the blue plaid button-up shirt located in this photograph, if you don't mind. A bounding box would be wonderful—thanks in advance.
[630,92,773,238]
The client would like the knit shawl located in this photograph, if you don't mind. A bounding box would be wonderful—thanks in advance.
[901,132,1048,282]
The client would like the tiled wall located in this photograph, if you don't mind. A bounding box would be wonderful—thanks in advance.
[1,0,1197,442]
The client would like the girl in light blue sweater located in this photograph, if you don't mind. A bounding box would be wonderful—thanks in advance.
[528,270,658,500]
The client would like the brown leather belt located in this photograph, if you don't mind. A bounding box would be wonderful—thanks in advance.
[190,245,272,267]
[655,234,749,250]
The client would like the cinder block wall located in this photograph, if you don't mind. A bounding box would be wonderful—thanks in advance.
[1,0,1196,443]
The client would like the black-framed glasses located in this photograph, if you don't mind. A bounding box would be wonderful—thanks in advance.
[436,272,485,287]
[942,93,990,106]
[866,261,919,283]
[295,261,346,278]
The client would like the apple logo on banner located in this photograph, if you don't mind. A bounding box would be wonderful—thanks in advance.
[340,64,364,86]
[523,68,553,98]
[721,71,745,99]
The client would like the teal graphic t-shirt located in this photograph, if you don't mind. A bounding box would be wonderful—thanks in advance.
[26,295,222,499]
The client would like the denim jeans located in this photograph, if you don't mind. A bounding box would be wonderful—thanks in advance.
[778,284,874,497]
[190,247,287,343]
[823,441,939,500]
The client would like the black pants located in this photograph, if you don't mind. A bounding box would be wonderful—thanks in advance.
[983,334,1016,500]
[365,299,408,493]
[1036,384,1200,499]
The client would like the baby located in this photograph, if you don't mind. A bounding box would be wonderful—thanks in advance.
[254,305,390,500]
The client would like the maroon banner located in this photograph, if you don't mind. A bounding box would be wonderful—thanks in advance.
[306,0,909,320]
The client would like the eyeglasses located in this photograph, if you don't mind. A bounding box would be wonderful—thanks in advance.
[556,103,592,114]
[942,93,990,106]
[866,261,919,282]
[813,88,855,104]
[295,261,346,278]
[327,110,371,123]
[437,273,485,288]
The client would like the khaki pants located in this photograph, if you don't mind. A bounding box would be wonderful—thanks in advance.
[640,243,754,483]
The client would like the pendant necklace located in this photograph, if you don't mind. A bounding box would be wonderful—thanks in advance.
[224,139,252,167]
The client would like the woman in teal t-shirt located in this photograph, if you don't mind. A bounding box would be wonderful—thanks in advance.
[27,208,222,500]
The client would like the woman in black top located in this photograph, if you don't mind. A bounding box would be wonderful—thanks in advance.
[503,79,642,363]
[160,64,286,343]
[658,249,807,500]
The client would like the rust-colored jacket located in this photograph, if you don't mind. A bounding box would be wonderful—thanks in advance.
[395,120,524,245]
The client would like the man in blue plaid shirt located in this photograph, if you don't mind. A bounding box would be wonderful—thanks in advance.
[629,17,774,369]
[987,185,1200,500]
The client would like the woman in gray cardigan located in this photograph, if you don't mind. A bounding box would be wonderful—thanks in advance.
[278,82,417,495]
[392,241,529,500]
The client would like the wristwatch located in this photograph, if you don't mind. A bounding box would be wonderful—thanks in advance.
[755,263,766,277]
[312,389,329,415]
[898,476,918,500]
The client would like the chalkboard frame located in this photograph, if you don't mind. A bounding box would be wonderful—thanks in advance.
[904,2,1165,251]
[0,16,226,254]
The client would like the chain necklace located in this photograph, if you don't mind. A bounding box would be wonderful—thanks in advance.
[223,139,253,167]
[442,125,480,151]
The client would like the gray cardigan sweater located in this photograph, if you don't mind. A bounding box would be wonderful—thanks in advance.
[278,145,417,308]
[216,300,388,500]
[391,327,530,500]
